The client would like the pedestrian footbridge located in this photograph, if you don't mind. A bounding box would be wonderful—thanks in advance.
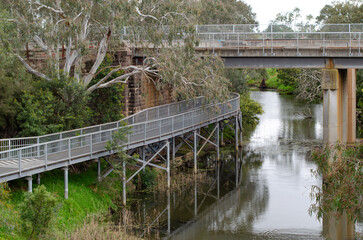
[0,93,242,200]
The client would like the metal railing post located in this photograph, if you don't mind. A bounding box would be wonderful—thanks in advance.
[159,120,162,137]
[90,134,93,157]
[45,143,48,170]
[349,24,352,55]
[18,150,21,176]
[37,137,40,158]
[213,33,215,55]
[359,33,361,56]
[68,139,71,160]
[271,24,274,55]
[237,33,240,55]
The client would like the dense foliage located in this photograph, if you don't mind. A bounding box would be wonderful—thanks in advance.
[310,144,363,222]
[195,0,257,24]
[239,93,263,127]
[0,183,19,239]
[16,76,92,136]
[316,0,362,24]
[0,10,33,137]
[20,186,58,239]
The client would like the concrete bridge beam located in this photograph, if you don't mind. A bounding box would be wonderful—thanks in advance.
[322,69,356,144]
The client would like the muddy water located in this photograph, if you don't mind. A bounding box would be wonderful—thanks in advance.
[125,90,362,239]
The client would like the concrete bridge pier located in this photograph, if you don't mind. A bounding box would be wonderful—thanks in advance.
[322,69,356,144]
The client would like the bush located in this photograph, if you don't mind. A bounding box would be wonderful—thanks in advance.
[0,183,19,239]
[310,144,363,222]
[16,75,92,136]
[133,167,158,190]
[20,185,58,239]
[240,93,263,127]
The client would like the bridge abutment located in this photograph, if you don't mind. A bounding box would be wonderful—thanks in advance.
[322,69,356,144]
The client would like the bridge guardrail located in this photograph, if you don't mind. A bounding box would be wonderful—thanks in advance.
[0,93,239,179]
[0,96,207,152]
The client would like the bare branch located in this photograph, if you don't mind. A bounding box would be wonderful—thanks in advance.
[135,6,160,22]
[34,2,64,14]
[33,36,48,52]
[83,29,111,85]
[87,65,157,93]
[17,55,51,81]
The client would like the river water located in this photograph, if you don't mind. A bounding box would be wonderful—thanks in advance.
[126,90,362,239]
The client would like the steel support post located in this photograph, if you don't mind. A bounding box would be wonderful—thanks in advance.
[172,137,175,162]
[123,160,126,206]
[235,153,239,187]
[37,174,40,185]
[194,131,197,174]
[142,147,146,173]
[167,141,170,189]
[239,113,243,146]
[167,190,171,235]
[235,116,239,151]
[26,176,32,193]
[194,174,197,216]
[97,158,101,182]
[63,167,68,199]
[220,123,224,146]
[217,162,220,199]
[216,123,220,160]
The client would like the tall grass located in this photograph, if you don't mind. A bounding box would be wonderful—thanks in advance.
[9,162,115,237]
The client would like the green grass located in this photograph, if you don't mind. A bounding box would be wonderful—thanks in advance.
[265,68,295,94]
[8,161,115,238]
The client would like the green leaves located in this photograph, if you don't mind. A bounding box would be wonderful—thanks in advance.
[310,144,363,222]
[240,93,263,127]
[16,75,92,136]
[20,185,58,239]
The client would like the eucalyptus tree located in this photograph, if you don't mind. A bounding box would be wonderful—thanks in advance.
[316,0,362,24]
[2,0,230,101]
[194,0,257,25]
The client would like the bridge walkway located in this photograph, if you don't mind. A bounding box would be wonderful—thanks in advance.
[0,94,241,198]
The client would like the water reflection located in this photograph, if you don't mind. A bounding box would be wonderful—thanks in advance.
[170,91,324,239]
[119,90,361,239]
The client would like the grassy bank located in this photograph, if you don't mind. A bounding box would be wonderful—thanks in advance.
[247,68,295,94]
[264,69,294,94]
[3,161,118,239]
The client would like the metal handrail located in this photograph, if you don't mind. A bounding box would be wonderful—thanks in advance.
[0,95,206,152]
[0,93,239,167]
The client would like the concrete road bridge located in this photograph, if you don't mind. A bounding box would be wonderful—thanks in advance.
[125,24,362,145]
[0,93,242,202]
[126,23,363,69]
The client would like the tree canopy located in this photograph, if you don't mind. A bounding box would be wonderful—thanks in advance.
[194,0,257,25]
[316,0,362,24]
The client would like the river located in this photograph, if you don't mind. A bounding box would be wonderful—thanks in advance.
[125,90,362,239]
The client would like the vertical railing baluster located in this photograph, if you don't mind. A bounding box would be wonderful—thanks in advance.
[68,139,71,160]
[45,143,48,170]
[90,134,93,157]
[18,150,21,176]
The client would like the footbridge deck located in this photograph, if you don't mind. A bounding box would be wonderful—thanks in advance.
[0,93,240,184]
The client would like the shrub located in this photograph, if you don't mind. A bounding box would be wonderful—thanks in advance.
[20,185,58,239]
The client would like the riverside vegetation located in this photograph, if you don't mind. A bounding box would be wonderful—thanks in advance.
[0,0,362,239]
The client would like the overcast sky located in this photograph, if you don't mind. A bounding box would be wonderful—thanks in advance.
[243,0,334,25]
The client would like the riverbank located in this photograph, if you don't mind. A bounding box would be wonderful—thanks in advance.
[247,68,295,94]
[2,161,142,239]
